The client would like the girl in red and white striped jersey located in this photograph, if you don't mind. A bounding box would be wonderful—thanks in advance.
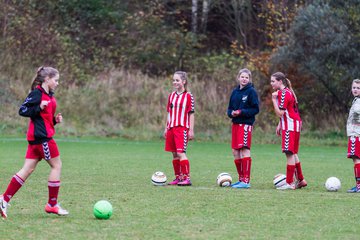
[163,71,195,186]
[270,72,307,190]
[0,66,68,219]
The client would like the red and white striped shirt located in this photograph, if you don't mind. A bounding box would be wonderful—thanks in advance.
[166,91,195,129]
[277,88,302,132]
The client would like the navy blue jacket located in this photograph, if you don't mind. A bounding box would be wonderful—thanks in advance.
[227,83,259,125]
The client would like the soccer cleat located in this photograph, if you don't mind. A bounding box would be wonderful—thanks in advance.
[231,181,241,187]
[45,203,69,216]
[177,178,192,186]
[296,179,308,189]
[0,195,8,219]
[347,186,360,193]
[168,178,181,185]
[276,183,295,190]
[231,182,251,189]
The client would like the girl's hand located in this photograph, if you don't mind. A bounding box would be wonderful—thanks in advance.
[163,129,167,139]
[188,129,194,140]
[55,113,63,123]
[40,100,50,110]
[276,123,281,136]
[231,110,241,117]
[272,91,278,100]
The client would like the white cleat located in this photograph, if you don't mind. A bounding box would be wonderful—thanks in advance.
[0,195,8,219]
[276,183,295,190]
[45,203,69,216]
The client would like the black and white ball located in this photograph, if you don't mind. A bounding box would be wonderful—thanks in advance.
[151,171,167,186]
[325,177,341,191]
[273,173,286,188]
[217,172,232,187]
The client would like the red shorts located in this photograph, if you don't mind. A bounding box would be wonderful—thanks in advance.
[347,136,360,159]
[231,124,253,150]
[165,126,188,153]
[281,130,300,154]
[25,139,60,160]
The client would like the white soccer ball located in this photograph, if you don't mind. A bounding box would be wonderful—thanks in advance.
[151,171,167,186]
[273,173,286,188]
[325,177,341,191]
[217,172,232,187]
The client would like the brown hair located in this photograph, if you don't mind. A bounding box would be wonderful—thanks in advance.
[237,68,252,83]
[271,72,298,103]
[31,66,59,91]
[174,71,188,90]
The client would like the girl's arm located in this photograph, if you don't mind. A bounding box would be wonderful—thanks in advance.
[19,90,42,117]
[271,92,285,118]
[163,113,169,138]
[188,113,195,140]
[276,121,281,136]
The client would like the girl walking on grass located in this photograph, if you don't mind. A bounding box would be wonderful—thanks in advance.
[270,72,307,190]
[346,79,360,193]
[163,71,195,186]
[0,66,68,219]
[227,68,259,189]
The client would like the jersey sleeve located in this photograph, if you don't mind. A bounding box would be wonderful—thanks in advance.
[166,94,171,113]
[278,89,290,110]
[19,90,42,117]
[187,92,195,113]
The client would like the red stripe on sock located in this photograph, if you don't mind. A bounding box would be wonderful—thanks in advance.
[180,159,190,178]
[48,181,60,206]
[286,165,295,184]
[295,162,304,181]
[242,157,252,184]
[172,159,181,177]
[3,174,25,202]
[234,158,243,182]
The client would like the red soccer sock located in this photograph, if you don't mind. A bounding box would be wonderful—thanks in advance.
[48,181,61,206]
[242,157,252,184]
[286,164,295,184]
[295,162,304,181]
[354,163,360,188]
[180,159,190,179]
[3,174,25,203]
[234,158,243,182]
[172,159,181,179]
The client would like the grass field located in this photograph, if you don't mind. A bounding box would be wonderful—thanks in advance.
[0,137,359,240]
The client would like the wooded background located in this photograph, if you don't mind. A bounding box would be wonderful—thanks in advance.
[1,0,359,140]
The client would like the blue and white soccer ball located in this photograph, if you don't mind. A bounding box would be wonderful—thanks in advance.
[217,172,232,187]
[273,173,286,188]
[151,171,167,186]
[325,177,341,191]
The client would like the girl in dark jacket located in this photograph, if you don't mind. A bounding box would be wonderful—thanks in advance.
[227,68,259,189]
[0,66,68,219]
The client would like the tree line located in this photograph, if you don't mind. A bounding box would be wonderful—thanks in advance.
[0,0,359,136]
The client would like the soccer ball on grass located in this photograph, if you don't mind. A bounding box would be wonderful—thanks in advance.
[93,200,113,220]
[151,171,167,186]
[273,173,286,188]
[325,177,341,191]
[217,172,232,187]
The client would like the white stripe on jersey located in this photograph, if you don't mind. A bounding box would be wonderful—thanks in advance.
[167,91,194,129]
[279,89,301,132]
[180,95,188,126]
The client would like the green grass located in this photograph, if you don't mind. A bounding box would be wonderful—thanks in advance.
[0,137,358,239]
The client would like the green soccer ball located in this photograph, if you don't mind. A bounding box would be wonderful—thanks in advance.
[93,200,113,219]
